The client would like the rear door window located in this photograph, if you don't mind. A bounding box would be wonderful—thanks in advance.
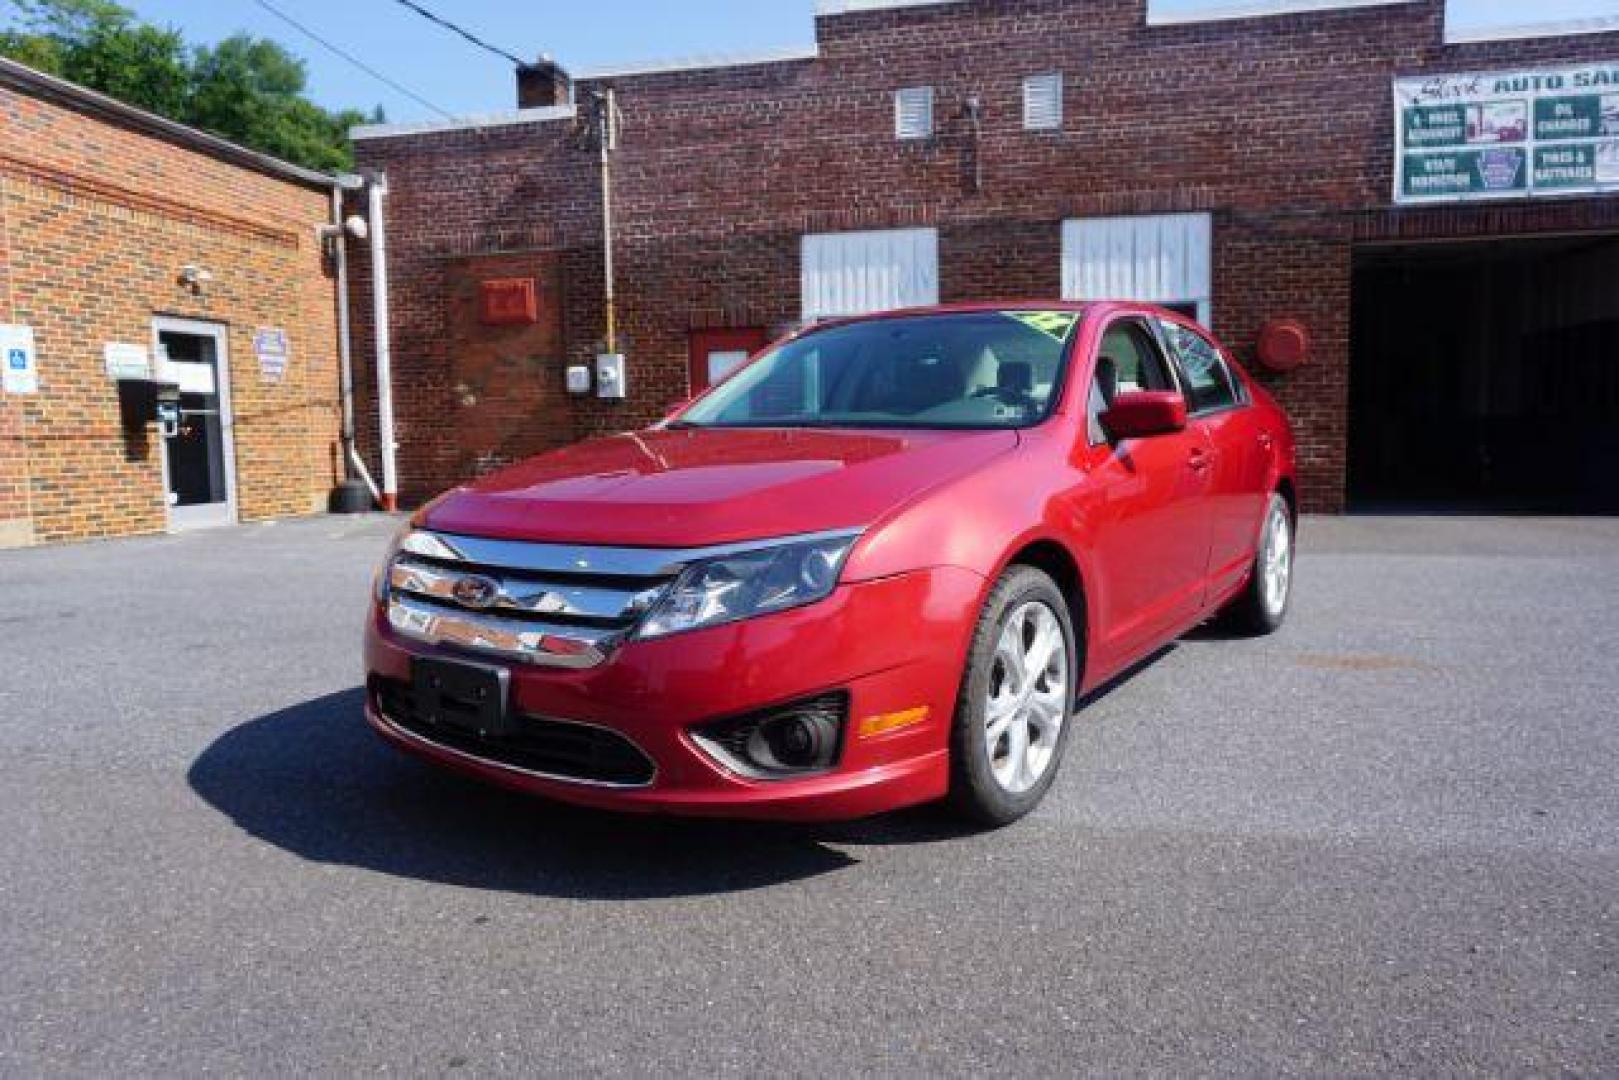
[1159,320,1242,415]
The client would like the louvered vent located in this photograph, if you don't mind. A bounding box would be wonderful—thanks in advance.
[1024,73,1063,131]
[895,86,934,140]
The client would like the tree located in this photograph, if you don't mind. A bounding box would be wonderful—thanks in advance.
[0,0,382,171]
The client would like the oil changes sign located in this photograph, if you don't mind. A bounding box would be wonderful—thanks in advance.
[1395,62,1619,204]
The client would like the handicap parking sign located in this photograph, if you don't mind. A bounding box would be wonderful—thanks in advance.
[1,325,38,394]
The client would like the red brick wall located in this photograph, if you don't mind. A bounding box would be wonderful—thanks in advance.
[353,0,1619,511]
[0,86,343,544]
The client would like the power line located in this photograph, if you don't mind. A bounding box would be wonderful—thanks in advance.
[389,0,529,68]
[249,0,457,121]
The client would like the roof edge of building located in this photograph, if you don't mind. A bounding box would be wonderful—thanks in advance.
[350,104,579,142]
[1443,15,1619,45]
[0,56,349,190]
[1146,0,1417,27]
[814,0,968,16]
[574,45,822,82]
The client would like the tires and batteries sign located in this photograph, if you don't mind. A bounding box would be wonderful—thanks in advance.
[1395,62,1619,204]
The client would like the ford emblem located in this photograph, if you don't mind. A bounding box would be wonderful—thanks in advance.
[451,575,501,610]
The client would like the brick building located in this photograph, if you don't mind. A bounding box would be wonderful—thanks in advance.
[0,58,351,545]
[351,0,1619,514]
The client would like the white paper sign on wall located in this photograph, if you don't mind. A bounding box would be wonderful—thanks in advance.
[1,324,38,395]
[103,342,152,381]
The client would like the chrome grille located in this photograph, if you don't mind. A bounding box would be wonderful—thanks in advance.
[383,530,683,668]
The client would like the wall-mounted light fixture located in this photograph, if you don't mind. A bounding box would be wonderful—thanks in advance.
[178,264,213,295]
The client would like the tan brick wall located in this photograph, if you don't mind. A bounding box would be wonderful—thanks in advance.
[0,87,343,545]
[0,171,31,545]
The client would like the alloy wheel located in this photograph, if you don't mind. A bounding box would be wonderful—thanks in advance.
[1260,502,1293,618]
[983,601,1069,794]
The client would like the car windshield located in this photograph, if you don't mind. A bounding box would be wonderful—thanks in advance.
[676,310,1081,430]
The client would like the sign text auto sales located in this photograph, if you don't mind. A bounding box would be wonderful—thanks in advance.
[1394,62,1619,204]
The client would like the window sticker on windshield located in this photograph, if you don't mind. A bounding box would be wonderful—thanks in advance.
[1004,311,1079,342]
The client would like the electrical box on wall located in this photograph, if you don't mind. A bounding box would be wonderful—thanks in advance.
[595,353,627,400]
[565,365,592,395]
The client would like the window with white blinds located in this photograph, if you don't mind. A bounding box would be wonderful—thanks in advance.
[801,228,940,321]
[895,86,934,140]
[1023,74,1063,131]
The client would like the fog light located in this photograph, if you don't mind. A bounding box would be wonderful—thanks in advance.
[691,693,847,780]
[749,713,836,770]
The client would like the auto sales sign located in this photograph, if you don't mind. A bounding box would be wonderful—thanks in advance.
[1395,62,1619,204]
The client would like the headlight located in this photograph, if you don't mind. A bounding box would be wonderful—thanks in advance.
[635,532,859,640]
[372,523,413,604]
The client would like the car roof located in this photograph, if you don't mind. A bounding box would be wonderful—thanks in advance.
[798,300,1175,335]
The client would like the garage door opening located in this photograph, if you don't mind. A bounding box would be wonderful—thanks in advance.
[1349,235,1619,514]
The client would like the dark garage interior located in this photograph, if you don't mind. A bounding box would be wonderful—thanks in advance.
[1350,235,1619,513]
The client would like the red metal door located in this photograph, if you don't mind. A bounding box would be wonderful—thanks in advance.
[688,328,769,395]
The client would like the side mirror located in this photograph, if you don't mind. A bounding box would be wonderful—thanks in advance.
[1102,391,1188,441]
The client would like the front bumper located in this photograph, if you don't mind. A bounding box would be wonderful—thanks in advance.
[362,565,984,822]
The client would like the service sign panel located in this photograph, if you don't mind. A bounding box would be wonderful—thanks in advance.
[1395,62,1619,204]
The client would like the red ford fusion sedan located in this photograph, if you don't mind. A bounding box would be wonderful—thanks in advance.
[364,302,1297,825]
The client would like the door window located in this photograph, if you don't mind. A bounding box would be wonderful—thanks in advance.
[706,350,750,385]
[688,328,768,395]
[1159,320,1242,414]
[1088,319,1179,443]
[159,330,230,509]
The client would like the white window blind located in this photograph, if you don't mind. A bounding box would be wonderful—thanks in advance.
[801,228,940,321]
[1023,74,1063,131]
[895,86,934,140]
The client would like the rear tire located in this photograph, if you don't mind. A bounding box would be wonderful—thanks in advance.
[1221,492,1294,636]
[948,566,1078,827]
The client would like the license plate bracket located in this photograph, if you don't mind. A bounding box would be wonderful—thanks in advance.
[410,656,511,737]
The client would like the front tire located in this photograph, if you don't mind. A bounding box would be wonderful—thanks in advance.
[1222,492,1294,636]
[948,566,1078,827]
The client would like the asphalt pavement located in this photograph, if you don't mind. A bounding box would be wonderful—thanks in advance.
[0,513,1615,1076]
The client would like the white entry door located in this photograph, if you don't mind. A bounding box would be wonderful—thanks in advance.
[153,317,238,531]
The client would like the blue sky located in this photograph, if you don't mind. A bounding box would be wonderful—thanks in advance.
[41,0,1619,122]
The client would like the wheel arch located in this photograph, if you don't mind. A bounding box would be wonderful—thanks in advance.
[1275,475,1299,525]
[1000,537,1090,690]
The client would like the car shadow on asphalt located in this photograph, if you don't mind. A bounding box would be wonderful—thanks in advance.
[187,689,980,900]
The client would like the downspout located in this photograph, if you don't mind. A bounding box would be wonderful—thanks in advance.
[331,179,380,505]
[367,172,400,511]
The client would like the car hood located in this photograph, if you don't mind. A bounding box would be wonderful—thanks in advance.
[420,427,1019,547]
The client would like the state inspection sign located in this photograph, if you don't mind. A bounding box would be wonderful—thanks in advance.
[1395,61,1619,204]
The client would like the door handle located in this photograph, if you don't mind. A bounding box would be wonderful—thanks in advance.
[1258,432,1275,451]
[1188,448,1212,473]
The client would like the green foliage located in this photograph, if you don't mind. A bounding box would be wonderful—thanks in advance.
[0,0,383,172]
